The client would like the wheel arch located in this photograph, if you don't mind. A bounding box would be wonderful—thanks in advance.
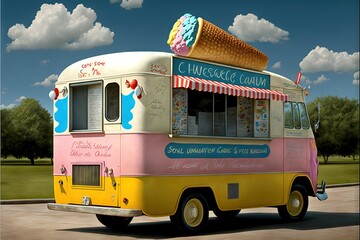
[289,176,316,198]
[172,187,217,215]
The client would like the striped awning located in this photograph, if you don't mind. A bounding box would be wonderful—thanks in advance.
[172,75,288,102]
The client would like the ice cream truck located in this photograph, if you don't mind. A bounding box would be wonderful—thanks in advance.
[47,51,327,233]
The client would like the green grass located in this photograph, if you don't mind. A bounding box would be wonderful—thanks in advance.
[317,156,359,185]
[1,158,54,200]
[0,156,359,200]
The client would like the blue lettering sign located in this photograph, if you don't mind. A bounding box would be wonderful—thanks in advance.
[173,57,270,89]
[165,143,270,159]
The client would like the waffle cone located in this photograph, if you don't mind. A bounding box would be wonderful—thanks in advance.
[187,18,268,71]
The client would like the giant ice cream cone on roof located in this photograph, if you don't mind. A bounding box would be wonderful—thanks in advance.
[167,13,268,71]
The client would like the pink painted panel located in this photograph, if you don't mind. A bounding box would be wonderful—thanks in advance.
[54,133,317,189]
[53,134,121,176]
[284,138,308,172]
[120,134,285,175]
[309,139,319,189]
[284,138,318,189]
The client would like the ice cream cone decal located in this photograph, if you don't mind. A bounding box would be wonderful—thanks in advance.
[168,13,268,71]
[126,79,143,99]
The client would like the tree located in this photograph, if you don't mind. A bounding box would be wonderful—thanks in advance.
[307,96,359,163]
[1,108,18,157]
[1,99,53,164]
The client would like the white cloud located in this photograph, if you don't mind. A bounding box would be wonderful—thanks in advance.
[110,0,143,10]
[16,96,27,102]
[353,71,359,85]
[33,74,58,87]
[0,96,26,110]
[299,46,359,73]
[300,74,329,86]
[313,74,329,85]
[6,3,114,51]
[40,59,50,65]
[0,104,16,110]
[228,13,289,43]
[272,61,281,69]
[300,75,310,85]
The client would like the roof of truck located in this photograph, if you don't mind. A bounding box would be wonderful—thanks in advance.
[57,51,297,90]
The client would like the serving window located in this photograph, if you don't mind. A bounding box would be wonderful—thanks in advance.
[172,89,269,138]
[70,81,103,132]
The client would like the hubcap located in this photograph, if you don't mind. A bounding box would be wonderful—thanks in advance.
[287,190,304,217]
[291,198,300,208]
[187,206,198,218]
[184,198,203,227]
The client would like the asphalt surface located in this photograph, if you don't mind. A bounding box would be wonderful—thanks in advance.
[1,185,359,240]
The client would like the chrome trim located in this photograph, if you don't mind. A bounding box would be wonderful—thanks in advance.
[316,179,328,201]
[47,203,143,217]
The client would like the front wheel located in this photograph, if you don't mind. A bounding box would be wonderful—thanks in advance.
[278,185,308,221]
[96,214,133,230]
[170,193,209,234]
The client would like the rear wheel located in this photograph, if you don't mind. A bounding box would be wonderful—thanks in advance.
[278,185,308,221]
[96,215,133,230]
[170,193,209,234]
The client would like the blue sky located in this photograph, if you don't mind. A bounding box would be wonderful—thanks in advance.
[1,0,359,114]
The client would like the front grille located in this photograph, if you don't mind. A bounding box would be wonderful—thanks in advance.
[72,165,100,186]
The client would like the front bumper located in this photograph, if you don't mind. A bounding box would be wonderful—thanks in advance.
[47,203,143,217]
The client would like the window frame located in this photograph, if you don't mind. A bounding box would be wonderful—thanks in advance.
[105,82,120,122]
[292,102,301,129]
[299,102,310,130]
[69,80,103,132]
[284,101,310,130]
[284,102,294,129]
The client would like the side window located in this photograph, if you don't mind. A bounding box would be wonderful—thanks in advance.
[292,102,301,129]
[214,94,226,136]
[284,102,293,128]
[105,83,120,122]
[70,81,102,131]
[284,101,310,130]
[299,103,310,129]
[188,90,213,135]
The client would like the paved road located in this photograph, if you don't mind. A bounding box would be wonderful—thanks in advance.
[1,186,359,240]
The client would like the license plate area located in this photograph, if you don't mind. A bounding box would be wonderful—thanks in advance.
[82,196,92,205]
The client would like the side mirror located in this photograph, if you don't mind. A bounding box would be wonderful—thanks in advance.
[315,102,320,132]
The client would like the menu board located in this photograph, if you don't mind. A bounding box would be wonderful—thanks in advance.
[87,84,102,130]
[254,100,269,138]
[237,98,254,137]
[172,89,188,135]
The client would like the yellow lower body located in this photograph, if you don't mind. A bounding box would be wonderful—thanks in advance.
[53,173,309,217]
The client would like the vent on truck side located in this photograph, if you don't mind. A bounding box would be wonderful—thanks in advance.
[72,165,101,186]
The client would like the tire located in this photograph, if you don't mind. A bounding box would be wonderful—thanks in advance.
[170,193,209,234]
[96,214,133,230]
[213,209,240,221]
[278,184,308,221]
